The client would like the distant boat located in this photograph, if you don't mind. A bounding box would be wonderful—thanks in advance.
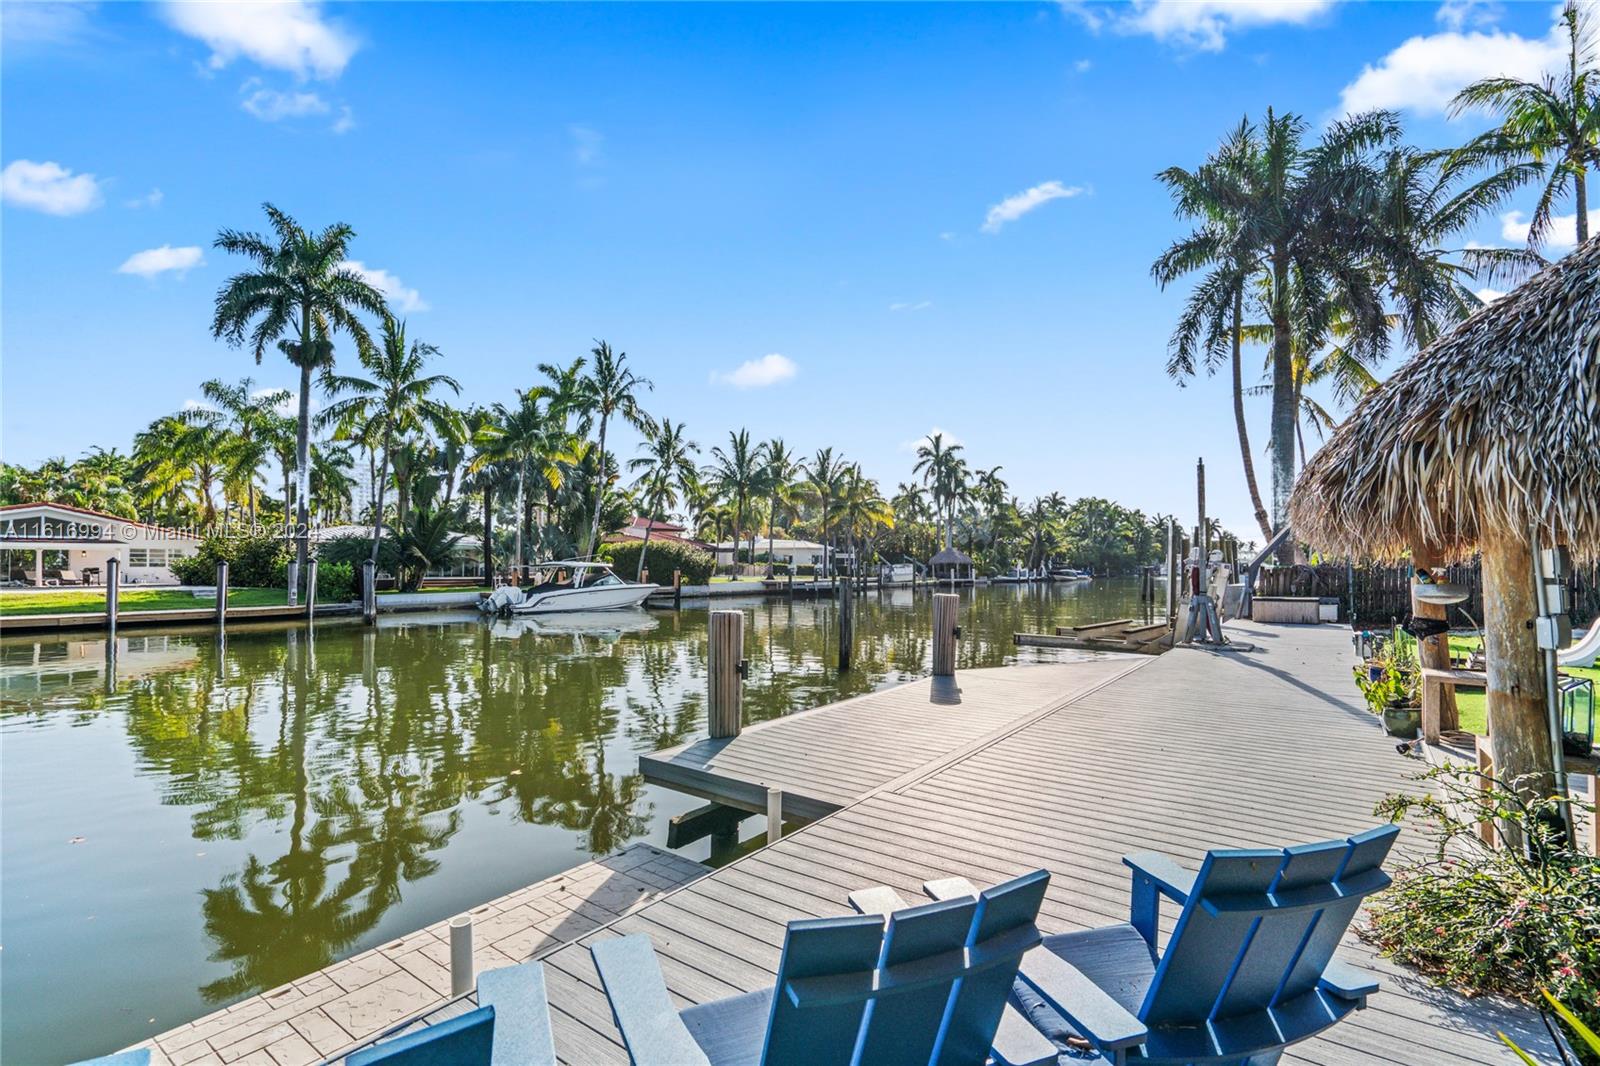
[992,566,1040,584]
[480,560,658,615]
[1050,568,1092,582]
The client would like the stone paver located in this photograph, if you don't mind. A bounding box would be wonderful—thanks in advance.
[128,843,705,1065]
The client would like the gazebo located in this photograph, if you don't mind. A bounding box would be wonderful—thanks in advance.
[929,546,975,585]
[1290,238,1599,797]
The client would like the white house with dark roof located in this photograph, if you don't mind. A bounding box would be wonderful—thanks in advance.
[0,502,199,586]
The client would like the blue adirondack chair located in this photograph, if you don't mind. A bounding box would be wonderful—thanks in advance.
[591,868,1051,1066]
[919,825,1400,1066]
[68,1052,151,1066]
[345,960,557,1066]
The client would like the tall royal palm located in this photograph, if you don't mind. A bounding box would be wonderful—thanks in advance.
[320,317,462,565]
[628,415,699,581]
[212,204,387,579]
[199,377,288,523]
[1155,110,1402,537]
[759,439,804,577]
[708,430,766,573]
[577,341,653,557]
[472,388,567,576]
[803,447,847,574]
[912,432,967,551]
[1450,2,1598,250]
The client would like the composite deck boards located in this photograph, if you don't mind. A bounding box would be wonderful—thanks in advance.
[390,622,1547,1064]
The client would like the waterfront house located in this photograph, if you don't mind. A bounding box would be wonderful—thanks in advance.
[0,502,198,586]
[711,537,825,569]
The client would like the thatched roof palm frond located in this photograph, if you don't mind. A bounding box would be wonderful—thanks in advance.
[1289,237,1600,562]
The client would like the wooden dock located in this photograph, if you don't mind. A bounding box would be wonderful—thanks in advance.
[640,657,1145,821]
[388,620,1545,1064]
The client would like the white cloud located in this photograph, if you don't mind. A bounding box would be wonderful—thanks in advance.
[161,0,357,80]
[252,387,299,416]
[339,259,429,312]
[2,1,94,46]
[1073,58,1093,73]
[125,188,164,209]
[938,231,956,242]
[331,105,356,134]
[1338,11,1568,116]
[118,244,204,279]
[240,81,330,121]
[1475,286,1507,303]
[981,180,1084,233]
[711,353,797,389]
[900,426,964,453]
[889,300,933,312]
[1065,0,1337,52]
[1435,0,1502,33]
[1500,209,1599,251]
[569,125,604,165]
[1,159,103,215]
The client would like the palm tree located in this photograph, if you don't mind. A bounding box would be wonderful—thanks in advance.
[388,508,462,591]
[577,341,654,557]
[471,389,568,577]
[320,317,462,565]
[212,204,387,578]
[802,447,847,574]
[912,432,967,551]
[461,406,508,582]
[310,443,356,523]
[628,415,699,581]
[1450,3,1599,249]
[199,377,288,523]
[837,465,893,571]
[759,439,804,577]
[707,430,766,574]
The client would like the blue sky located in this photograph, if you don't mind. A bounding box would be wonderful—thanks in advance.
[2,0,1588,539]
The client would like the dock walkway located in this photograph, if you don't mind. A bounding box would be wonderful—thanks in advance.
[493,621,1544,1064]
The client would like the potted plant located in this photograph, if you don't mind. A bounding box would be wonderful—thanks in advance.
[1354,659,1421,738]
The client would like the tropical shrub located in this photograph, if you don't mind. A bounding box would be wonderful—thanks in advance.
[389,508,460,592]
[1366,766,1600,1060]
[601,540,713,585]
[169,531,290,588]
[315,561,356,603]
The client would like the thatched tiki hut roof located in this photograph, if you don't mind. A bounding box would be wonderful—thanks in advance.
[1290,237,1599,797]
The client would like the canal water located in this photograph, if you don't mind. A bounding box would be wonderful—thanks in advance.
[1,580,1149,1063]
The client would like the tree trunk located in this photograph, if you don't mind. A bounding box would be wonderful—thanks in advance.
[513,466,525,580]
[293,320,313,582]
[1576,168,1589,245]
[1231,285,1273,542]
[1481,531,1556,803]
[481,484,494,583]
[637,526,651,582]
[588,415,609,557]
[369,428,394,565]
[1413,543,1459,740]
[1269,254,1296,561]
[766,496,777,578]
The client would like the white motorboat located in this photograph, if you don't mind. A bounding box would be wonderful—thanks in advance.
[479,561,658,615]
[1050,568,1092,582]
[487,609,659,639]
[991,566,1038,584]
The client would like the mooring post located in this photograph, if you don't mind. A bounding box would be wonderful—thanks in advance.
[641,568,649,587]
[286,560,299,609]
[932,592,958,677]
[766,787,784,842]
[449,914,474,997]
[305,558,318,621]
[105,556,120,636]
[362,560,377,625]
[837,571,854,672]
[215,561,229,631]
[707,609,745,738]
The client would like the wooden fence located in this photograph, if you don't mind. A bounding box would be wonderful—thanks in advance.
[1256,560,1600,627]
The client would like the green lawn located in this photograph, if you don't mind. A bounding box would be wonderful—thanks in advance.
[0,588,288,616]
[1445,635,1598,736]
[378,586,491,595]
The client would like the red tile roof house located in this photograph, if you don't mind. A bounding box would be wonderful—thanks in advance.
[604,516,708,549]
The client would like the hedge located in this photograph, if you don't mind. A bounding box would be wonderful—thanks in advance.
[169,531,290,588]
[601,540,714,586]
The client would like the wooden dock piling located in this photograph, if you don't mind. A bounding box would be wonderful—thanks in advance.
[362,560,377,625]
[932,592,958,677]
[837,573,854,672]
[215,562,228,630]
[766,787,784,842]
[707,609,744,738]
[104,557,120,635]
[673,569,682,609]
[305,558,318,620]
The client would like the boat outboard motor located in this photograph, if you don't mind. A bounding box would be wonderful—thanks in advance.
[481,586,526,614]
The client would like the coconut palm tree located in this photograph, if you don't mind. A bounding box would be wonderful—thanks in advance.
[707,430,766,574]
[310,443,356,523]
[628,415,699,580]
[471,388,569,578]
[837,465,893,571]
[759,439,805,577]
[461,406,510,582]
[1449,2,1599,250]
[912,432,967,551]
[199,377,288,522]
[802,447,848,575]
[320,317,462,565]
[576,341,653,557]
[211,204,387,577]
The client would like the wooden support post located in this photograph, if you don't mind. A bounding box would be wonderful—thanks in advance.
[932,592,958,677]
[305,558,318,620]
[105,557,120,635]
[766,787,784,843]
[216,561,229,630]
[1197,457,1208,562]
[707,610,744,738]
[1413,543,1458,742]
[1481,531,1556,804]
[837,573,853,672]
[673,569,682,609]
[286,560,299,609]
[449,915,474,997]
[362,560,377,625]
[641,568,649,586]
[1476,735,1497,847]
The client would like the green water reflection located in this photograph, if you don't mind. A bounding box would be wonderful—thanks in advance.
[0,580,1149,1063]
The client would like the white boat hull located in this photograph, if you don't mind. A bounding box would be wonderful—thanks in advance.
[507,583,659,614]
